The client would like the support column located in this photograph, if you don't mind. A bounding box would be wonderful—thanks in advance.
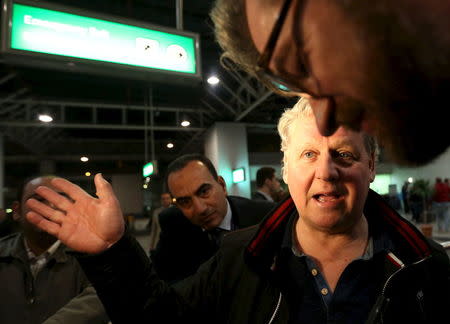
[0,135,4,208]
[204,122,250,198]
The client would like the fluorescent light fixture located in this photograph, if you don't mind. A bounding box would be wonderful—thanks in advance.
[207,76,219,85]
[232,168,245,183]
[38,114,53,122]
[181,120,190,127]
[80,156,89,162]
[142,162,154,177]
[167,142,174,149]
[85,171,91,177]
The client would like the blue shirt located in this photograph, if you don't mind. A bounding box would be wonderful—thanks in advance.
[279,213,394,323]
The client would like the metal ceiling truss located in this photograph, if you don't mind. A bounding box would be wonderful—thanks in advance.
[0,99,208,131]
[202,59,273,121]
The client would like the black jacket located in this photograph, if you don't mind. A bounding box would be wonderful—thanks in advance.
[150,195,274,283]
[252,191,270,201]
[77,190,450,324]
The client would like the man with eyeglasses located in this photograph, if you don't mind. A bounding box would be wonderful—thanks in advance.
[211,0,450,167]
[150,154,274,283]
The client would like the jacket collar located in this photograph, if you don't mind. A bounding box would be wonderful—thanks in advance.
[245,189,431,272]
[0,232,69,263]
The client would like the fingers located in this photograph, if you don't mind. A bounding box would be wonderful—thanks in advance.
[51,177,93,201]
[26,198,65,224]
[26,211,61,237]
[34,186,73,212]
[94,173,116,202]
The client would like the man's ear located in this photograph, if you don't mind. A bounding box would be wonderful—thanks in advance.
[217,176,227,194]
[11,201,21,221]
[369,152,376,183]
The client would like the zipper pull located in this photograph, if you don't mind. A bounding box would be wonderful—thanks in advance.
[366,294,390,323]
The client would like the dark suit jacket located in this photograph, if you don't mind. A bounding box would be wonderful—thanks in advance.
[150,195,274,283]
[252,191,269,201]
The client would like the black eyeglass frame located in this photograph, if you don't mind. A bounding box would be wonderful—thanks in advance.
[255,0,318,96]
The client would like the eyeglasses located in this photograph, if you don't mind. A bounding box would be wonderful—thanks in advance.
[256,0,317,96]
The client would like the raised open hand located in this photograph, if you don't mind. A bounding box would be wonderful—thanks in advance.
[26,173,125,254]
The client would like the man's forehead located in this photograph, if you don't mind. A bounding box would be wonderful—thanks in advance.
[245,0,282,52]
[169,163,214,191]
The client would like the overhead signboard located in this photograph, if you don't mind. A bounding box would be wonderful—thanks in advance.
[1,0,201,81]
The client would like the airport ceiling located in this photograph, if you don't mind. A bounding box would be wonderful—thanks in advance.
[0,0,297,184]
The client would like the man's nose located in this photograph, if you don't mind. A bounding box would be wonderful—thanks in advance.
[315,154,338,182]
[191,196,208,215]
[309,97,338,137]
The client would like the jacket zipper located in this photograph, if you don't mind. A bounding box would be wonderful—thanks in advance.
[267,292,282,324]
[373,256,430,323]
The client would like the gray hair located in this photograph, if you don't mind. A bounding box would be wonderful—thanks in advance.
[277,98,377,181]
[210,0,260,75]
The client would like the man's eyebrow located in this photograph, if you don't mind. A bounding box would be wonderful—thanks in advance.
[194,183,211,196]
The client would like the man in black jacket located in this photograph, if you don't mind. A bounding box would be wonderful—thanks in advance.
[25,98,449,323]
[151,154,274,283]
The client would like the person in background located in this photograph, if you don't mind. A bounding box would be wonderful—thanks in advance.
[25,99,449,324]
[252,166,282,202]
[401,181,410,214]
[148,192,172,252]
[432,177,450,232]
[210,0,450,167]
[150,154,274,283]
[0,175,109,324]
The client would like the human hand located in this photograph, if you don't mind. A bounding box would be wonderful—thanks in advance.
[26,173,125,254]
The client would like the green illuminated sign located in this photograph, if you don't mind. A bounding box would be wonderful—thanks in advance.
[9,3,197,74]
[142,162,154,177]
[232,168,245,184]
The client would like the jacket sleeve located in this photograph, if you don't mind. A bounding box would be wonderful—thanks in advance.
[75,233,222,324]
[42,286,109,324]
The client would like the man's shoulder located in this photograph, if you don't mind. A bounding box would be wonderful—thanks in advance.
[228,195,274,210]
[158,206,200,233]
[251,191,267,201]
[222,225,259,249]
[0,233,21,258]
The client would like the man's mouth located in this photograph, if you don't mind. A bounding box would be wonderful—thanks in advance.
[313,192,342,202]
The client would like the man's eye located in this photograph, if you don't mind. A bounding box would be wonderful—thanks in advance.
[303,151,315,159]
[198,185,212,197]
[338,152,353,159]
[176,198,190,207]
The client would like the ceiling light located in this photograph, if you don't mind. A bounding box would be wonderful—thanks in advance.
[80,156,89,162]
[207,76,219,85]
[408,177,414,183]
[167,142,174,149]
[38,114,53,123]
[85,172,91,177]
[143,184,148,189]
[181,120,190,127]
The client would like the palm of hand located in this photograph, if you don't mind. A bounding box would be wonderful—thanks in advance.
[26,174,125,254]
[59,194,124,254]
